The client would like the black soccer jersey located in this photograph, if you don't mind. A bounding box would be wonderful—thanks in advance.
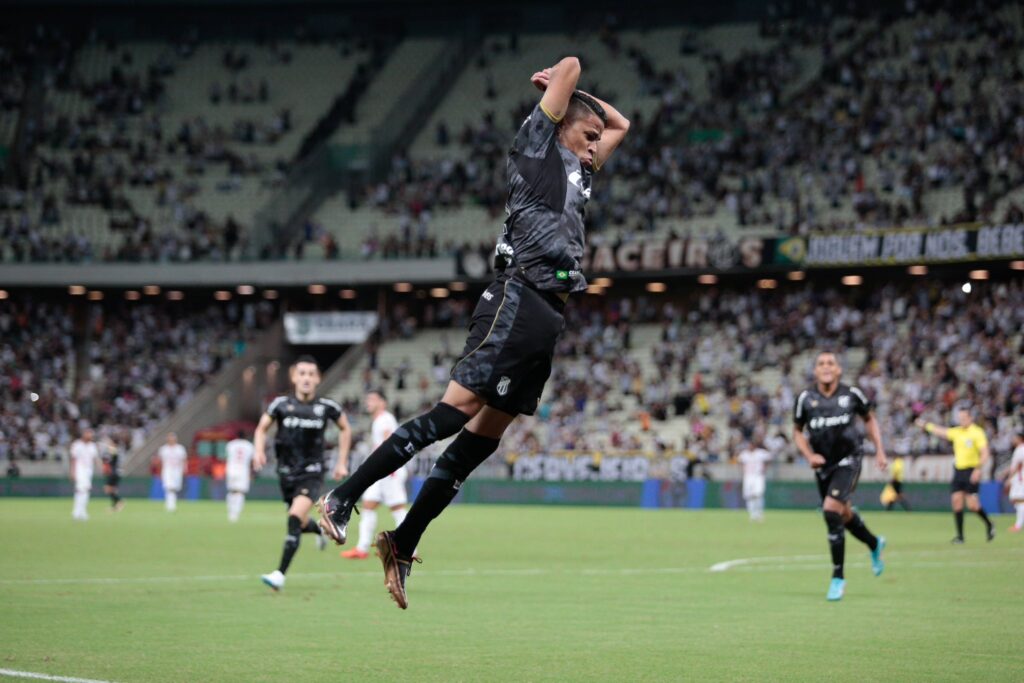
[793,383,872,466]
[496,103,592,293]
[266,395,343,477]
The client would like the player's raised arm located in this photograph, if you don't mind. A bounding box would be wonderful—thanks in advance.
[534,56,581,123]
[333,412,352,480]
[916,418,950,440]
[253,412,274,470]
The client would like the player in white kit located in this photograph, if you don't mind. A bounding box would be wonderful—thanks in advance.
[70,428,100,520]
[1006,432,1024,532]
[738,440,772,521]
[158,432,188,512]
[225,430,255,522]
[341,390,406,559]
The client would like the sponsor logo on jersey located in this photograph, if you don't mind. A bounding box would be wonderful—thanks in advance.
[568,170,592,199]
[496,376,511,396]
[282,416,325,429]
[809,414,852,429]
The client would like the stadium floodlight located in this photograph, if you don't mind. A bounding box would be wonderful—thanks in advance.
[68,285,86,295]
[166,291,185,301]
[968,269,989,280]
[907,265,928,275]
[586,284,605,294]
[308,284,327,294]
[448,282,468,291]
[592,277,613,287]
[697,274,718,285]
[646,282,667,293]
[756,279,777,289]
[236,285,255,295]
[87,290,104,301]
[962,282,972,294]
[393,282,414,292]
[263,290,279,300]
[339,289,357,299]
[841,275,862,286]
[214,290,232,301]
[1011,260,1024,271]
[143,285,161,296]
[124,291,141,301]
[786,271,806,281]
[0,290,7,300]
[430,288,450,298]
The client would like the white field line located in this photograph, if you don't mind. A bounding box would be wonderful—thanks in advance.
[2,548,1020,586]
[0,668,117,683]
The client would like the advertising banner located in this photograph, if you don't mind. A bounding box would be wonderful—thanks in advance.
[283,311,378,344]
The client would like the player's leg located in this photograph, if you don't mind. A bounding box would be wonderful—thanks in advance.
[1012,496,1024,531]
[822,495,847,583]
[72,484,89,520]
[280,495,315,572]
[951,490,965,542]
[965,492,994,541]
[319,381,479,542]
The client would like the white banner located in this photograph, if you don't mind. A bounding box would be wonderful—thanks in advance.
[283,311,378,344]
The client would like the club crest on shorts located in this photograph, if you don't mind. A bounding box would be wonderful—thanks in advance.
[496,376,511,396]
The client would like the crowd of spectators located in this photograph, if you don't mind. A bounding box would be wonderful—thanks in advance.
[343,277,1024,471]
[0,298,274,463]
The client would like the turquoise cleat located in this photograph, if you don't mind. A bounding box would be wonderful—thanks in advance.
[871,536,886,577]
[826,578,846,601]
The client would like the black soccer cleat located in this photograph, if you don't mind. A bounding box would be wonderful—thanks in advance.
[375,530,420,610]
[986,526,996,542]
[315,490,357,546]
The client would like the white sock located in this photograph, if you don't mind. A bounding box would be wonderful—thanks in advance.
[357,508,378,552]
[755,497,765,519]
[72,491,88,519]
[1016,503,1024,528]
[228,493,244,521]
[745,498,756,519]
[166,491,177,511]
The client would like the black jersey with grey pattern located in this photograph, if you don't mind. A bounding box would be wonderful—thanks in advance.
[496,103,592,294]
[793,383,873,467]
[266,395,342,477]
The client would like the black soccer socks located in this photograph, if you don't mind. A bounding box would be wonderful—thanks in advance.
[954,510,965,539]
[824,510,846,579]
[392,430,501,558]
[976,508,992,531]
[279,515,302,574]
[844,513,879,551]
[331,402,470,502]
[301,518,321,535]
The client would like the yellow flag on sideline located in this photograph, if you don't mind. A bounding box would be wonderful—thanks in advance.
[880,484,897,505]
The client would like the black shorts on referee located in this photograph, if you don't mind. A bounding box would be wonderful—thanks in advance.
[950,467,979,495]
[451,271,566,416]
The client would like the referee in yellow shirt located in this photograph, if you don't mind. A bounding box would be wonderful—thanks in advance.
[916,407,994,543]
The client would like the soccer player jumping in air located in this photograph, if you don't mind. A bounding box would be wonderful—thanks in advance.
[793,352,888,601]
[319,55,629,608]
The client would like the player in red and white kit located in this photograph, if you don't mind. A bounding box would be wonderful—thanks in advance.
[70,428,100,521]
[157,433,188,512]
[225,431,255,522]
[341,390,406,560]
[738,440,772,521]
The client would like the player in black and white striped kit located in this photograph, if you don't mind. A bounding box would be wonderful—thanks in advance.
[255,355,351,591]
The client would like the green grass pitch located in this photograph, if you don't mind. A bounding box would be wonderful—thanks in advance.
[1,498,1021,682]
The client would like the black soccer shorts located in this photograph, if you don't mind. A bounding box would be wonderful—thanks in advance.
[450,272,565,416]
[950,467,979,495]
[279,474,324,505]
[816,462,862,503]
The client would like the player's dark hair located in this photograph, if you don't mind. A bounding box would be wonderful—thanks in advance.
[815,350,841,364]
[564,91,607,126]
[293,354,319,370]
[368,388,387,403]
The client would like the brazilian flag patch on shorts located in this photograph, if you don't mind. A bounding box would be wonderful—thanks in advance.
[556,270,569,280]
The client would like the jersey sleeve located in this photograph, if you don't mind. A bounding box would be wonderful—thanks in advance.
[849,386,872,416]
[974,427,988,450]
[320,398,343,423]
[266,396,286,420]
[793,391,809,427]
[513,103,559,158]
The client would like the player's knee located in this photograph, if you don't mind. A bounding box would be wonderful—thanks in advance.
[823,510,845,535]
